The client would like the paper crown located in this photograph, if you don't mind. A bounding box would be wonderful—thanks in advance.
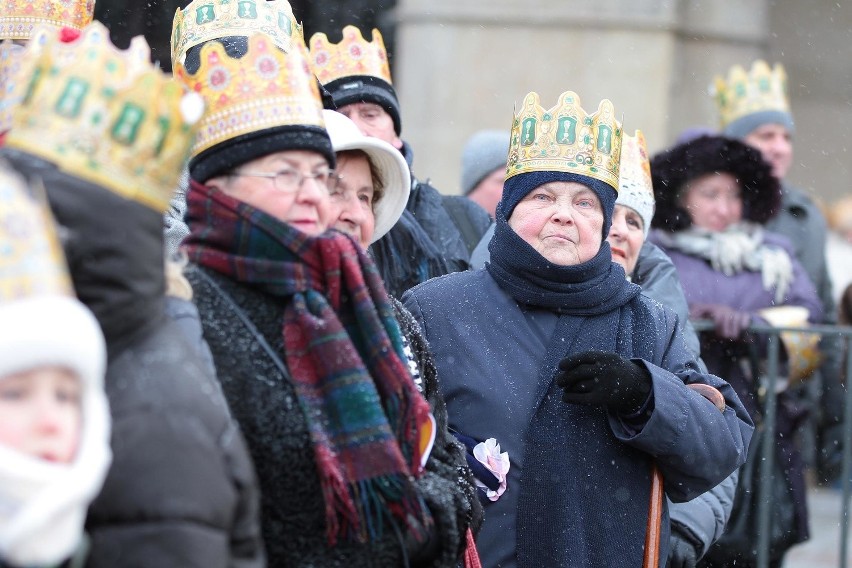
[1,26,53,134]
[506,91,622,189]
[714,60,790,129]
[174,33,325,160]
[4,23,203,213]
[0,163,72,301]
[617,130,655,235]
[309,25,393,87]
[171,0,304,67]
[0,0,94,41]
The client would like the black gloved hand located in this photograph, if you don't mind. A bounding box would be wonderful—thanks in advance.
[556,351,652,414]
[689,303,751,340]
[666,526,700,568]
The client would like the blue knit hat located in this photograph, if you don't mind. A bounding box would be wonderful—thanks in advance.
[497,171,618,237]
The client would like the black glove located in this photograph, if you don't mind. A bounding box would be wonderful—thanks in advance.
[666,526,700,568]
[689,303,751,340]
[556,351,652,414]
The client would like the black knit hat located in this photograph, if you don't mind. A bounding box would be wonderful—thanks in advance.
[650,135,781,232]
[324,75,402,136]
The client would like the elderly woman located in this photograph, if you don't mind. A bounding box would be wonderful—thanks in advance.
[172,13,463,563]
[649,135,822,567]
[403,91,752,568]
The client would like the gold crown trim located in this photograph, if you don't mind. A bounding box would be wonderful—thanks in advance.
[506,91,622,189]
[0,163,73,300]
[0,0,95,41]
[171,0,304,67]
[5,22,202,213]
[309,25,392,87]
[714,60,790,128]
[175,33,324,159]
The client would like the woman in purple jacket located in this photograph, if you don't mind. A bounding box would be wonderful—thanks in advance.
[649,135,822,568]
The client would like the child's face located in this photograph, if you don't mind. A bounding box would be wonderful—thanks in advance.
[0,367,82,463]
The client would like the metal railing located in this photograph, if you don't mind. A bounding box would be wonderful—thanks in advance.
[692,319,852,568]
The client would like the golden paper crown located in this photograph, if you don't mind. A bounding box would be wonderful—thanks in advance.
[0,0,94,41]
[5,22,204,213]
[1,26,52,133]
[714,60,790,128]
[506,91,622,189]
[619,131,652,195]
[309,25,392,87]
[0,163,72,301]
[171,0,304,67]
[174,33,324,159]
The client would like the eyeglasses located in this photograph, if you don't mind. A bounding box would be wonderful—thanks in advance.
[231,167,342,194]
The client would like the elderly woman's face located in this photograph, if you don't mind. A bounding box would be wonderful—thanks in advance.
[509,181,604,265]
[679,172,742,232]
[330,152,376,248]
[208,149,333,236]
[607,204,644,275]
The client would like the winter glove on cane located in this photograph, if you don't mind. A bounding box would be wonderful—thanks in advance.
[666,525,700,568]
[556,351,652,414]
[689,303,752,340]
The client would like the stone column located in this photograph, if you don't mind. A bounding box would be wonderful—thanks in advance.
[392,0,769,195]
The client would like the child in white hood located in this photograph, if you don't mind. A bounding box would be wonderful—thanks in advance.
[0,164,111,568]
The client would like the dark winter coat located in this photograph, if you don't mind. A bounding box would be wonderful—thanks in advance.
[651,229,822,549]
[187,266,479,568]
[0,149,266,568]
[403,269,753,568]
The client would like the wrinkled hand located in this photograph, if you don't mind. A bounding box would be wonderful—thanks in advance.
[689,303,751,340]
[556,351,652,414]
[666,527,699,568]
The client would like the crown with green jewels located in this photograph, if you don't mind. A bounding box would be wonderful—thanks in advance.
[5,22,204,212]
[506,91,622,189]
[714,60,790,129]
[171,0,303,67]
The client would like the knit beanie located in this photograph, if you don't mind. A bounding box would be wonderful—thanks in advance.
[460,130,510,196]
[723,110,795,140]
[324,75,402,136]
[498,171,618,237]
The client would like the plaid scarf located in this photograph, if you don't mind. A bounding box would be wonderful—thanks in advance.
[183,180,432,545]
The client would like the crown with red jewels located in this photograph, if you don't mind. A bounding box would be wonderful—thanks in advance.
[0,0,95,41]
[309,25,393,87]
[173,33,325,160]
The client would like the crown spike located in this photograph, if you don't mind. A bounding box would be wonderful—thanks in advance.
[506,90,623,189]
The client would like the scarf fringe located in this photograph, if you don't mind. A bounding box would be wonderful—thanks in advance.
[323,473,430,546]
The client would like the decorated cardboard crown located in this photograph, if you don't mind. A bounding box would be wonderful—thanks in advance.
[758,306,823,385]
[1,27,52,134]
[617,130,655,235]
[173,33,325,160]
[0,163,72,300]
[0,0,94,41]
[171,0,303,67]
[714,60,790,129]
[5,22,204,213]
[309,25,393,87]
[506,91,622,189]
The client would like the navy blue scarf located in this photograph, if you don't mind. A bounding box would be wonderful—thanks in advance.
[487,213,666,567]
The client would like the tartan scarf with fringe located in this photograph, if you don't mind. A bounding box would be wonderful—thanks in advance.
[183,180,432,545]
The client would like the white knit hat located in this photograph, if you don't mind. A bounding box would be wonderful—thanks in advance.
[323,109,410,243]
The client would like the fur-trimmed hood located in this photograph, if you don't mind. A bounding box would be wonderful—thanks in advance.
[650,135,781,232]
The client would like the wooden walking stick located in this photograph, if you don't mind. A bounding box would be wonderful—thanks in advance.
[644,384,727,568]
